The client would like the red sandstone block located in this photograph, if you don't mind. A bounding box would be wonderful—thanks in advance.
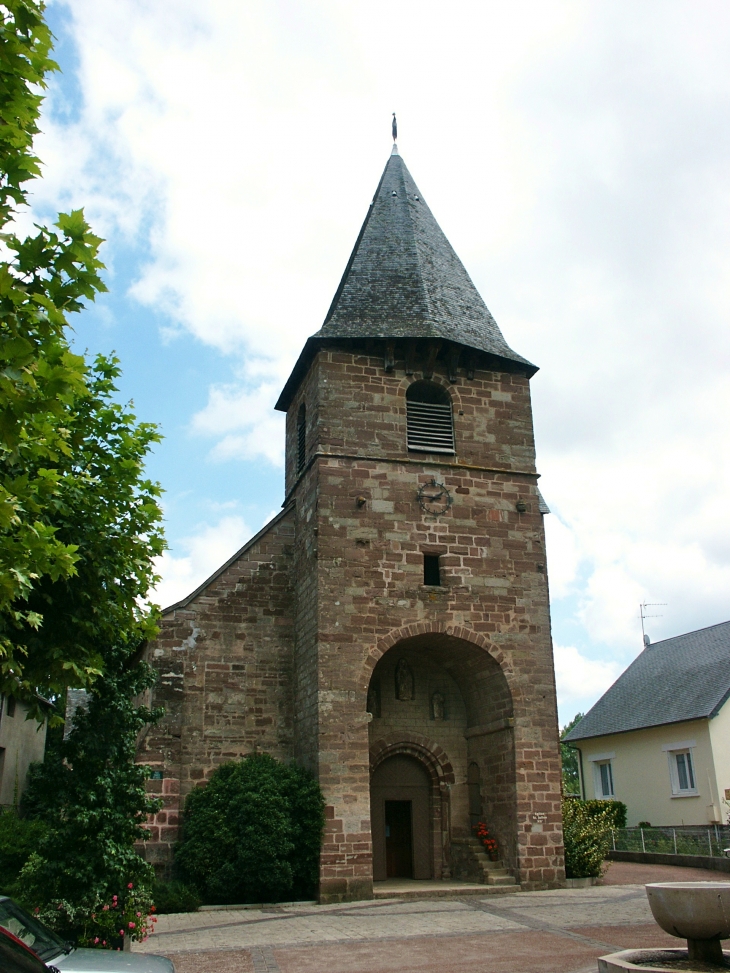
[320,866,340,877]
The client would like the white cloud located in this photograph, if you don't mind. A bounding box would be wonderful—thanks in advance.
[191,380,286,467]
[544,516,582,600]
[542,404,730,648]
[152,515,253,609]
[554,645,622,722]
[34,1,730,683]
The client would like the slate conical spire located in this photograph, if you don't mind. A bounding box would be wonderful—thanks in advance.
[276,150,535,411]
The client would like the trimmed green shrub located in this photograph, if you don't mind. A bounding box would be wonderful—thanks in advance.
[175,753,325,904]
[582,799,627,829]
[152,880,201,914]
[562,799,613,878]
[0,809,48,896]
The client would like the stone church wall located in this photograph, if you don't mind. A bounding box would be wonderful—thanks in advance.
[282,346,563,897]
[139,342,564,894]
[137,507,296,871]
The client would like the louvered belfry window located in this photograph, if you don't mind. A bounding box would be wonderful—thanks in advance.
[296,403,306,473]
[406,381,455,453]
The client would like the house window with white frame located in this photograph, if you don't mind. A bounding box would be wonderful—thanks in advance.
[594,760,614,798]
[668,748,697,796]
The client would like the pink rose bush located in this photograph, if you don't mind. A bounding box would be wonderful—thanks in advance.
[34,883,158,950]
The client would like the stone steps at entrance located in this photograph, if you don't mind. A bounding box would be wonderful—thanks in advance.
[373,878,521,899]
[485,871,517,886]
[451,837,519,887]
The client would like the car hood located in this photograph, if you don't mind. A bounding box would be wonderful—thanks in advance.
[52,947,174,973]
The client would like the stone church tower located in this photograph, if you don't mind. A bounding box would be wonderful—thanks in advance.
[140,146,565,901]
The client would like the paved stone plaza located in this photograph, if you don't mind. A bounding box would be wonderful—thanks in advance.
[135,862,729,972]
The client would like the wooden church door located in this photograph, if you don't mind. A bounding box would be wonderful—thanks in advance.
[371,754,431,880]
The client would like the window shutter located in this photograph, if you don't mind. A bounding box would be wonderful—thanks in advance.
[406,401,454,453]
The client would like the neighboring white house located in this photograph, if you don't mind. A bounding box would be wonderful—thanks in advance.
[0,695,47,806]
[564,621,730,827]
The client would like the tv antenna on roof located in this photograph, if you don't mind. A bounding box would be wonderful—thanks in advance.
[640,601,666,648]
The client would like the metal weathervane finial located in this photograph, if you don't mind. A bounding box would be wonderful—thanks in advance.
[392,112,398,142]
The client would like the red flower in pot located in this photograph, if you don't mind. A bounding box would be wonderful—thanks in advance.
[474,821,500,861]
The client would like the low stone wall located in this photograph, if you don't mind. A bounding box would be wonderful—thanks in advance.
[608,850,730,872]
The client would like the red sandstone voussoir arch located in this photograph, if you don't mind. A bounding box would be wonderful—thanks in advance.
[398,373,466,412]
[369,733,456,786]
[360,622,509,693]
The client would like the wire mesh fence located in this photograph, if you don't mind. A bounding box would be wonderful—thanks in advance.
[612,826,730,858]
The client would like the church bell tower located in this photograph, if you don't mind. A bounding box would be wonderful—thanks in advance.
[275,144,564,901]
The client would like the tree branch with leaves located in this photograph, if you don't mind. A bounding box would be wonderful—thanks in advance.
[0,0,165,711]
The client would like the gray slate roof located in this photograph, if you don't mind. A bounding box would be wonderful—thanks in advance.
[276,148,535,411]
[564,620,730,742]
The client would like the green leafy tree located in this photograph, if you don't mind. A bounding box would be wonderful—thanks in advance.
[0,2,167,945]
[0,808,48,895]
[560,712,583,795]
[18,356,165,701]
[176,754,325,904]
[18,638,163,909]
[0,0,165,707]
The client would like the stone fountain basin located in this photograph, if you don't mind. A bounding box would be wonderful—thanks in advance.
[598,947,730,972]
[646,883,730,942]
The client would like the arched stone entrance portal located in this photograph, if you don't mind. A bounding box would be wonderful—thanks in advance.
[365,629,517,883]
[369,737,455,880]
[370,754,431,879]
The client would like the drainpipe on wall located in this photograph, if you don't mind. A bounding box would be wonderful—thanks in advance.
[567,745,585,800]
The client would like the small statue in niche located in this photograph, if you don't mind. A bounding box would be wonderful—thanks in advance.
[367,679,381,718]
[395,659,414,701]
[431,691,446,721]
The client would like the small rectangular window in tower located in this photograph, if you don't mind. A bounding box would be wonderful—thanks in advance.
[423,554,441,586]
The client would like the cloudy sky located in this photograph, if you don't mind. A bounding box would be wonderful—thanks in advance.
[30,0,730,725]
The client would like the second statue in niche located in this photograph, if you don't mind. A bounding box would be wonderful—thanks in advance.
[431,691,446,720]
[395,659,415,701]
[367,679,381,718]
